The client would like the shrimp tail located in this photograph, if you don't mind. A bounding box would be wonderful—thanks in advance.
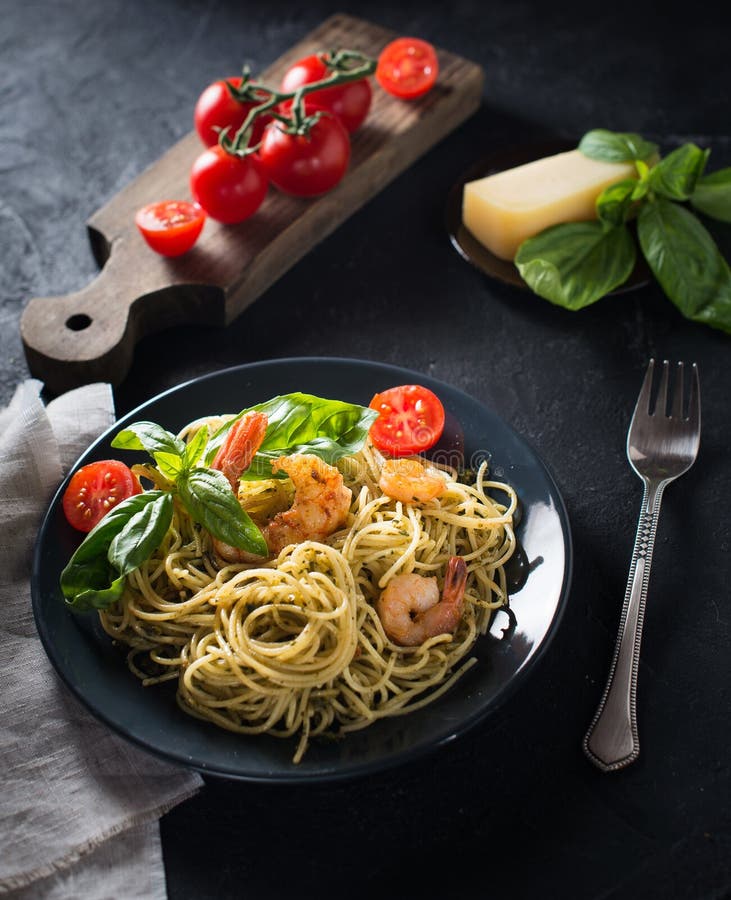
[211,411,268,491]
[443,556,468,605]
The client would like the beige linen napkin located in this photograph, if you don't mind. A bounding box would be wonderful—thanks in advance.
[0,380,203,898]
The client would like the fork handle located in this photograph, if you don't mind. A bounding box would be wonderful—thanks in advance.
[583,479,665,772]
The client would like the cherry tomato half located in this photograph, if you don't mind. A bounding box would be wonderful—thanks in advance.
[369,385,446,457]
[194,77,272,148]
[62,460,142,533]
[134,200,206,257]
[280,54,372,133]
[258,115,350,197]
[190,145,269,224]
[376,38,439,100]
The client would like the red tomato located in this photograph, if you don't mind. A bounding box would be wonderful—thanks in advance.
[258,116,350,197]
[194,77,272,148]
[376,38,439,100]
[189,145,268,224]
[62,460,142,533]
[280,54,372,133]
[134,201,206,257]
[369,385,446,456]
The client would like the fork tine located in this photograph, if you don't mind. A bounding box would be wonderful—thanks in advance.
[655,360,670,416]
[687,362,701,426]
[635,358,655,415]
[670,361,685,419]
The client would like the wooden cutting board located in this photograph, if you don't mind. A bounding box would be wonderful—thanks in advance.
[21,14,484,394]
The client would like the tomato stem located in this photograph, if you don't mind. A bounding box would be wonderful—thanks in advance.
[219,49,376,156]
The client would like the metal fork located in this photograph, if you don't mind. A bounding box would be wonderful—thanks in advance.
[583,359,701,772]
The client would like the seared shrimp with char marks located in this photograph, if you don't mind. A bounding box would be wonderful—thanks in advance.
[375,556,468,646]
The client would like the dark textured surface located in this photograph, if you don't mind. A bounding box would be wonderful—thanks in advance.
[3,2,730,898]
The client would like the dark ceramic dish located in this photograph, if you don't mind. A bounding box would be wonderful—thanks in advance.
[32,358,572,783]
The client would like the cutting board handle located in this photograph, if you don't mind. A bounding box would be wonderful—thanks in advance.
[20,237,225,395]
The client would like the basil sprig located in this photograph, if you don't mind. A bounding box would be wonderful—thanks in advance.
[205,392,379,480]
[515,129,731,335]
[61,392,377,611]
[61,491,173,611]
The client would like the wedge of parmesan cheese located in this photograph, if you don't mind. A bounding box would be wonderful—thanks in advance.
[462,149,638,261]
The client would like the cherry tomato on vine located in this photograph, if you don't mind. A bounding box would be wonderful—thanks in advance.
[376,38,439,100]
[134,200,206,257]
[369,385,446,457]
[194,77,272,148]
[189,145,268,224]
[258,116,350,197]
[62,460,142,533]
[280,54,372,133]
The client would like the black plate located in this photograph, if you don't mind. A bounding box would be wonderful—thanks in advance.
[446,139,651,292]
[32,358,572,783]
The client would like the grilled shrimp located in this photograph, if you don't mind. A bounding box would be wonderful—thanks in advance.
[375,556,468,646]
[378,457,447,504]
[263,454,352,554]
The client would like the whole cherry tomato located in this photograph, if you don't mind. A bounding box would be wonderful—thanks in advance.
[194,77,272,148]
[134,200,206,257]
[280,54,372,133]
[369,385,446,456]
[376,38,439,100]
[189,145,268,224]
[258,116,350,197]
[62,460,142,533]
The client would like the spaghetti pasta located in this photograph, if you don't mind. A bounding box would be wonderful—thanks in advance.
[99,421,517,763]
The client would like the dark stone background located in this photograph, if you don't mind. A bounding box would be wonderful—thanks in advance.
[2,2,730,898]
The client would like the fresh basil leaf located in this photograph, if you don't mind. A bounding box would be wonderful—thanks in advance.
[61,491,165,611]
[177,468,268,556]
[112,422,185,460]
[635,160,650,180]
[153,450,185,481]
[648,143,709,201]
[631,180,649,202]
[205,393,378,477]
[183,424,208,469]
[596,179,638,227]
[108,492,173,577]
[638,199,731,334]
[691,167,731,223]
[579,129,658,163]
[515,221,636,309]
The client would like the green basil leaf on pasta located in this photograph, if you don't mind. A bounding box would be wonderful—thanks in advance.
[183,424,209,469]
[153,450,186,481]
[579,129,658,163]
[177,468,268,556]
[515,221,636,309]
[61,491,165,611]
[691,167,731,223]
[112,421,186,460]
[108,492,173,577]
[648,143,709,201]
[638,198,731,334]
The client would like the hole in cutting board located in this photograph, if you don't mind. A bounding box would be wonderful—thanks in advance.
[65,314,92,331]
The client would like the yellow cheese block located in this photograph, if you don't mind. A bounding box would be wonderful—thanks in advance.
[462,149,638,261]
